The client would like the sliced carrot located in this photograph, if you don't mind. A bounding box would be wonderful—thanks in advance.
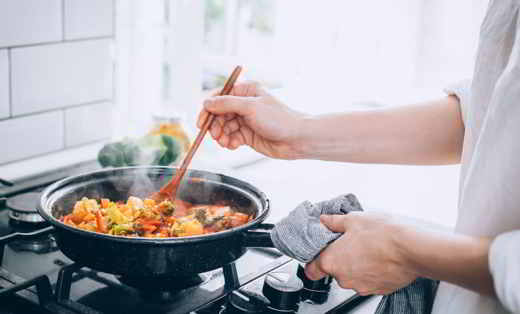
[100,198,110,208]
[95,211,107,233]
[141,219,162,226]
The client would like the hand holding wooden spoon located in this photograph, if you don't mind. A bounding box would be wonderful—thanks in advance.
[151,66,243,202]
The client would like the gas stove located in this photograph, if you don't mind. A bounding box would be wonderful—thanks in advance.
[0,162,371,314]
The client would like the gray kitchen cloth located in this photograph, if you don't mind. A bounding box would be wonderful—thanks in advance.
[375,278,439,314]
[271,193,439,314]
[270,193,363,263]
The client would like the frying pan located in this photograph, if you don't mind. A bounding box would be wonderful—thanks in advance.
[37,166,274,284]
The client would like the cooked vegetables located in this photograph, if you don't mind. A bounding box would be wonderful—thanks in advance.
[60,196,252,238]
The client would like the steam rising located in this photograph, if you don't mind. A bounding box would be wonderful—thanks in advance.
[127,167,225,205]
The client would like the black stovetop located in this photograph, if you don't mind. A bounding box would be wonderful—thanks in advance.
[0,163,370,314]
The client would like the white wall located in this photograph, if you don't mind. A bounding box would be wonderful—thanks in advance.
[0,0,115,165]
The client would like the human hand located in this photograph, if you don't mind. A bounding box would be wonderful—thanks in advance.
[197,82,307,159]
[305,212,418,295]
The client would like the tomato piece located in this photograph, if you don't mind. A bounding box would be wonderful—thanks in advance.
[158,227,169,237]
[141,219,162,226]
[71,202,89,224]
[203,226,218,233]
[233,212,249,223]
[172,199,192,217]
[228,212,250,227]
[141,224,157,232]
[63,215,75,225]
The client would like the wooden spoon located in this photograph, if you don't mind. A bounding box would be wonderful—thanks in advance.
[152,65,243,201]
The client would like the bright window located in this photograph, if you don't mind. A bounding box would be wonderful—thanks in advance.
[201,0,489,114]
[115,0,489,134]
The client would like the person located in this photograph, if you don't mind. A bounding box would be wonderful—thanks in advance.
[197,1,520,313]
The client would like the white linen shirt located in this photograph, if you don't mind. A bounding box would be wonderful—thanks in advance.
[432,0,520,313]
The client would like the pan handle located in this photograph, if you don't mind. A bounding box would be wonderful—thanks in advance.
[242,223,275,248]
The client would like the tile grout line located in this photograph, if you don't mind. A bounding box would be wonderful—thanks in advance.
[0,36,114,51]
[112,0,116,37]
[112,0,117,105]
[65,137,110,151]
[62,109,66,149]
[7,48,12,118]
[61,0,66,40]
[0,99,113,122]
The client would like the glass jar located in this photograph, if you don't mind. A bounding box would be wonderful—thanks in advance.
[149,115,191,155]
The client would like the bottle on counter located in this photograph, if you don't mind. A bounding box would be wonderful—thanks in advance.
[149,114,192,156]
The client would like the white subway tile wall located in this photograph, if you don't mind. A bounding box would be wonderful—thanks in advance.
[64,0,114,40]
[0,111,64,164]
[0,0,114,165]
[65,102,113,147]
[0,49,8,119]
[11,39,113,116]
[0,0,62,48]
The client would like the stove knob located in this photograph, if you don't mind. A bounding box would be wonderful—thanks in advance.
[225,290,270,314]
[297,264,333,304]
[262,272,303,313]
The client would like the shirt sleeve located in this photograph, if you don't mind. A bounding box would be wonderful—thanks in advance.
[489,230,520,313]
[443,79,472,125]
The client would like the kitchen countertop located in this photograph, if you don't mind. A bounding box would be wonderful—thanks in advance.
[228,158,460,227]
[224,157,461,313]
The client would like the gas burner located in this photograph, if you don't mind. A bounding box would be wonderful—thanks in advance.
[117,273,209,302]
[7,233,58,254]
[7,192,45,223]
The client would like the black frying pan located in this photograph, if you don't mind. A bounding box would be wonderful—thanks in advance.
[38,166,274,284]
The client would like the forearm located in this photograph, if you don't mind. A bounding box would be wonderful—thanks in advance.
[293,96,464,165]
[397,225,494,295]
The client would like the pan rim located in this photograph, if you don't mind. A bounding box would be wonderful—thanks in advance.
[38,166,270,244]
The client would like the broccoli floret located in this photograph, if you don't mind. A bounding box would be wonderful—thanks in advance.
[158,200,175,215]
[110,223,134,235]
[98,140,140,168]
[122,141,141,166]
[138,134,182,166]
[194,208,224,227]
[97,135,181,168]
[194,208,208,224]
[158,134,182,166]
[98,143,125,167]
